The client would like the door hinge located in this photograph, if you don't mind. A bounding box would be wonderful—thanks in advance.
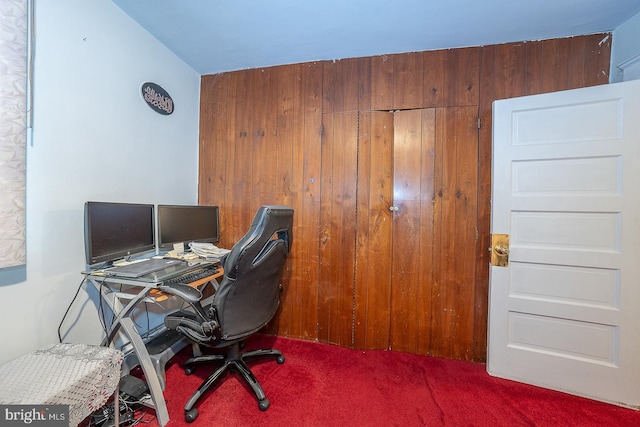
[478,118,482,129]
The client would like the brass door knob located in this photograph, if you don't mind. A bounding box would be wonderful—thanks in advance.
[493,245,509,256]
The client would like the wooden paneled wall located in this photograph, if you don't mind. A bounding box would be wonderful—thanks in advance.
[198,34,611,362]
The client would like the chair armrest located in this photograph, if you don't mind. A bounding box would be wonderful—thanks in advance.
[157,283,202,303]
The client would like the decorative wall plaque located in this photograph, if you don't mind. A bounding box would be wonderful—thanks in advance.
[141,82,174,115]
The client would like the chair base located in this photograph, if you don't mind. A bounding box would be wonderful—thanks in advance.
[182,342,285,423]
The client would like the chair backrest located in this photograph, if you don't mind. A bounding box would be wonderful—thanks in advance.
[213,205,294,341]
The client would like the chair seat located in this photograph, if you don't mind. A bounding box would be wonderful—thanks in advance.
[0,343,123,427]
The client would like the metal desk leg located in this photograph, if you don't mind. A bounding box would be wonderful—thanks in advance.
[119,318,170,426]
[114,381,120,427]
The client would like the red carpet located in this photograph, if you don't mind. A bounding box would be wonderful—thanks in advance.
[140,334,639,426]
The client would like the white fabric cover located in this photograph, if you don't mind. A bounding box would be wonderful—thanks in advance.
[0,343,123,426]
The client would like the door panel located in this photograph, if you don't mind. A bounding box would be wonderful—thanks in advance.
[354,111,394,350]
[390,109,435,353]
[489,79,640,408]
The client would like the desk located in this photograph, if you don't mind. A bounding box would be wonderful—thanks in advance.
[83,263,223,427]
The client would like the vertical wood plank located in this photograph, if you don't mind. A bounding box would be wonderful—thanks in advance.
[541,38,572,93]
[447,47,480,107]
[221,72,239,247]
[416,108,436,355]
[334,111,358,347]
[371,54,394,110]
[319,111,358,347]
[275,64,296,208]
[567,36,590,89]
[251,68,278,211]
[229,69,254,241]
[475,42,527,361]
[198,74,229,208]
[323,57,371,113]
[450,106,478,361]
[359,57,372,112]
[354,110,372,349]
[432,108,453,357]
[567,34,611,90]
[268,64,298,337]
[427,107,479,360]
[298,62,323,340]
[422,50,447,108]
[524,40,545,95]
[430,107,480,358]
[394,52,423,110]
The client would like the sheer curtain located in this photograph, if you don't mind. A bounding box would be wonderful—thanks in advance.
[0,0,27,268]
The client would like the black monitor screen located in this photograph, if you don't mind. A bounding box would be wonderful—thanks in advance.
[84,201,155,266]
[158,205,220,250]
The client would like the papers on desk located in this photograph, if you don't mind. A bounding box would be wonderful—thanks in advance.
[189,242,230,261]
[164,250,200,261]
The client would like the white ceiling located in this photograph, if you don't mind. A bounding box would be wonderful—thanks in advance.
[112,0,640,76]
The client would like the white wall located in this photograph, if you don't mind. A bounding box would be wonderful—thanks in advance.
[610,11,640,83]
[0,0,201,364]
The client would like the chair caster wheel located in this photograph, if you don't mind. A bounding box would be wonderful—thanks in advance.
[185,408,198,423]
[258,398,270,411]
[185,366,195,375]
[277,355,285,364]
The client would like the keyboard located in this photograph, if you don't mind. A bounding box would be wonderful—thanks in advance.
[163,266,219,285]
[104,258,183,278]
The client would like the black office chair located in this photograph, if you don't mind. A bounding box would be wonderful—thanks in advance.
[159,205,294,422]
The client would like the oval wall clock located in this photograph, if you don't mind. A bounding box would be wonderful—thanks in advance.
[141,82,174,115]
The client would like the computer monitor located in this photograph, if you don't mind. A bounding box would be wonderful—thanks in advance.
[84,201,155,267]
[157,204,220,250]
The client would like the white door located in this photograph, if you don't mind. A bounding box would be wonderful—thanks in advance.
[488,79,640,408]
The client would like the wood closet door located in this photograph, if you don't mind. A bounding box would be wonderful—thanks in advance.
[355,107,478,359]
[354,109,437,353]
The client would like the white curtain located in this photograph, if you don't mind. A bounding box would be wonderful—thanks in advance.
[0,0,27,268]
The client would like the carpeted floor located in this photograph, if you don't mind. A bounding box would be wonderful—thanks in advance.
[137,334,640,426]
